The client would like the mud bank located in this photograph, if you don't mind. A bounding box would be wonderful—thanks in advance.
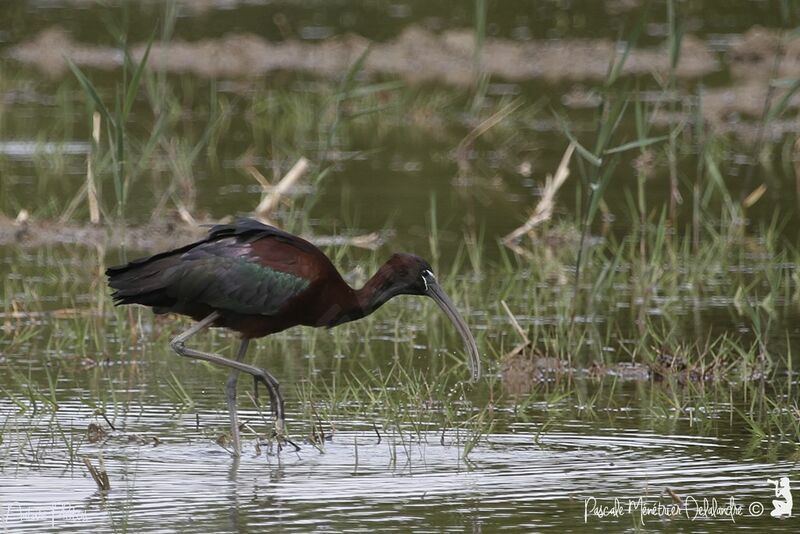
[501,345,768,396]
[6,25,718,83]
[5,26,797,138]
[0,215,387,251]
[0,216,210,251]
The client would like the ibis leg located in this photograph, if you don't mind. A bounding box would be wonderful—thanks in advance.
[169,312,286,437]
[226,338,249,456]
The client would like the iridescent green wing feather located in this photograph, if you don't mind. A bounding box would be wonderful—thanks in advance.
[160,238,310,315]
[107,218,317,314]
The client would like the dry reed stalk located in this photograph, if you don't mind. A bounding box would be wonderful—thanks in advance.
[87,112,101,224]
[502,142,576,253]
[14,209,29,225]
[456,99,522,168]
[255,157,310,220]
[312,231,386,250]
[0,308,96,319]
[742,183,767,208]
[246,165,271,190]
[795,137,800,210]
[59,112,102,224]
[59,184,88,224]
[665,487,683,506]
[174,198,197,226]
[501,299,531,359]
[83,454,111,491]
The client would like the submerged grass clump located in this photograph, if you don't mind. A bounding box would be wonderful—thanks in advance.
[295,358,494,460]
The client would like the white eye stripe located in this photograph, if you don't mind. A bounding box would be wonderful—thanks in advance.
[421,269,435,291]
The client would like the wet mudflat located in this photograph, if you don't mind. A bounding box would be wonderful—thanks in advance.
[2,1,800,532]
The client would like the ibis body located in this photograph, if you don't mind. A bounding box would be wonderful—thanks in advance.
[107,218,480,453]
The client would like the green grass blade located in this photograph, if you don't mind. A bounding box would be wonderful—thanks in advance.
[553,113,602,166]
[339,45,372,96]
[767,77,800,122]
[66,58,116,130]
[123,29,155,120]
[605,135,668,155]
[335,80,405,101]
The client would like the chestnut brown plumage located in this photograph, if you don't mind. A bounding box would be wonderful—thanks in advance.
[107,218,481,454]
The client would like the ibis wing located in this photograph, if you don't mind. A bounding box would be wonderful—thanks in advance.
[160,240,310,315]
[108,219,320,316]
[107,219,327,315]
[141,236,311,315]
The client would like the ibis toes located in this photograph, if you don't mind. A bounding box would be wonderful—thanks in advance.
[251,368,285,433]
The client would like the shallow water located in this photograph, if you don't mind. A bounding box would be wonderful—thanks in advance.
[1,306,799,532]
[3,388,799,532]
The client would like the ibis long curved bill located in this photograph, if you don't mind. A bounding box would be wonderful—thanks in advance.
[425,280,481,382]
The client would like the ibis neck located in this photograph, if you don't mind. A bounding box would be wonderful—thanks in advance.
[356,266,403,317]
[327,263,401,327]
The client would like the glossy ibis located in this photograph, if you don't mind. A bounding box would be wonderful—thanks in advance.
[106,218,481,454]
